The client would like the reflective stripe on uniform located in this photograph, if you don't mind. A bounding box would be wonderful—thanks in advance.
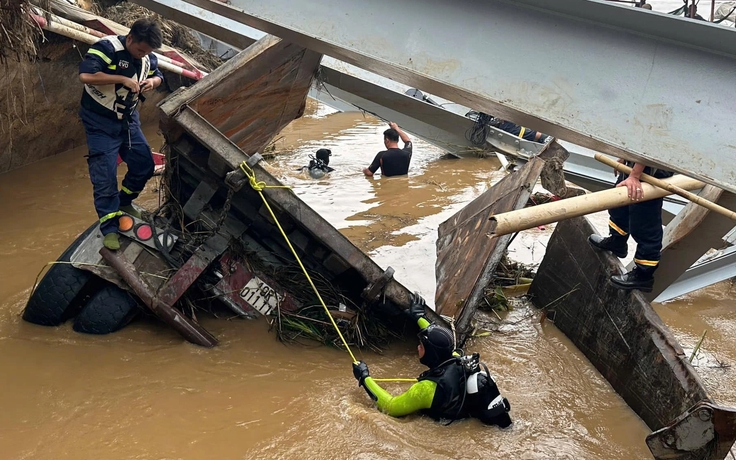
[120,186,141,195]
[609,220,628,236]
[518,127,526,138]
[104,35,125,52]
[87,48,112,64]
[635,259,659,267]
[107,65,117,70]
[147,70,156,75]
[99,211,123,224]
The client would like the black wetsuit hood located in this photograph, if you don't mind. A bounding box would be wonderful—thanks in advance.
[418,325,455,369]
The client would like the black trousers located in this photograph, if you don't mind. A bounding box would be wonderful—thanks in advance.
[607,168,671,275]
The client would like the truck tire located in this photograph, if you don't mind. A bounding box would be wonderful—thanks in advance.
[73,284,140,334]
[22,223,99,326]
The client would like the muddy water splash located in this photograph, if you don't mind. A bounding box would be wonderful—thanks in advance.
[4,103,729,459]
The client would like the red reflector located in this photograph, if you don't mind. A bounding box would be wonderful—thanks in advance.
[134,224,153,241]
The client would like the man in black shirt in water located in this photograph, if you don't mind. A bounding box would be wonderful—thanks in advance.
[363,122,412,177]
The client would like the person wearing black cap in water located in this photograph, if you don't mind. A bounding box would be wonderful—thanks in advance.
[297,148,334,179]
[352,294,512,427]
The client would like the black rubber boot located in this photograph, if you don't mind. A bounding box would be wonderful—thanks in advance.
[610,268,654,292]
[588,234,628,258]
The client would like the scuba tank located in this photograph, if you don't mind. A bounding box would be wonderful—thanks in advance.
[419,351,512,428]
[304,154,334,179]
[461,353,512,428]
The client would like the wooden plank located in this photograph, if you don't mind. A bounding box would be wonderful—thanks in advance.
[159,35,322,154]
[528,217,710,431]
[434,157,546,339]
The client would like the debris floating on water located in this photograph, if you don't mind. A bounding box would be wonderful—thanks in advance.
[481,253,535,312]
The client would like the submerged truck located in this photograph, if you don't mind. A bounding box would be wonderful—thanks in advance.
[22,35,442,348]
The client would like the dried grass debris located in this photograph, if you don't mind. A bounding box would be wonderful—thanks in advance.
[0,0,47,64]
[100,1,223,71]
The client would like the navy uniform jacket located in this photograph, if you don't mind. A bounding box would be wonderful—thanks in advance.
[79,35,164,121]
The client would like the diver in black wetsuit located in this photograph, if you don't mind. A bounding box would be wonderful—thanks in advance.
[298,148,334,179]
[352,294,512,427]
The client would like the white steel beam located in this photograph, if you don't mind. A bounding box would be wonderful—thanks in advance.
[655,246,736,303]
[317,68,479,156]
[138,0,521,158]
[134,0,484,156]
[181,0,736,193]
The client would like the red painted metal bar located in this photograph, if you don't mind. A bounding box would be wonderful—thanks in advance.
[155,235,228,307]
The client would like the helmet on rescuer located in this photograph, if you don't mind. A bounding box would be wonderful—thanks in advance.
[418,324,455,369]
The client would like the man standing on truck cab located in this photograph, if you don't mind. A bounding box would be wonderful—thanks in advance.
[363,122,413,177]
[78,18,164,250]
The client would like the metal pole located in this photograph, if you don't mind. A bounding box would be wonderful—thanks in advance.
[30,13,206,80]
[100,247,219,347]
[711,0,716,21]
[595,154,736,222]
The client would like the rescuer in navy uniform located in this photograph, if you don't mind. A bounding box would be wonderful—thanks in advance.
[78,18,164,250]
[588,161,673,292]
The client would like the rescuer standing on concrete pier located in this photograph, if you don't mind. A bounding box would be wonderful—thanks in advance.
[588,161,673,292]
[78,18,164,250]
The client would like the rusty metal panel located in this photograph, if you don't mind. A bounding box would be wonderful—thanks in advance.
[646,401,736,460]
[435,157,546,337]
[159,35,322,155]
[649,190,736,302]
[528,217,711,431]
[155,234,230,307]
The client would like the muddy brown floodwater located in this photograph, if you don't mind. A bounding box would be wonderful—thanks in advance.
[1,103,735,460]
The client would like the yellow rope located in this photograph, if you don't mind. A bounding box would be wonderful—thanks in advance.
[239,162,359,364]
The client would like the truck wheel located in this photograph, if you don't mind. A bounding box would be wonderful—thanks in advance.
[73,284,140,335]
[22,223,98,326]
